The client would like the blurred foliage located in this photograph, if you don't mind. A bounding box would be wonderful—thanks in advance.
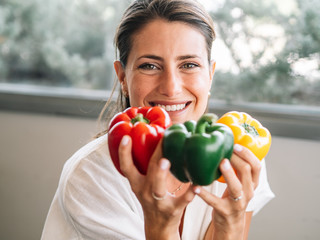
[0,0,319,106]
[210,0,320,105]
[0,0,128,89]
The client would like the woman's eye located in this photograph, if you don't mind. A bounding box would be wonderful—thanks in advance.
[181,63,199,69]
[138,63,158,70]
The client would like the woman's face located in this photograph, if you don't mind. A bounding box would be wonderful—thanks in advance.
[114,19,215,124]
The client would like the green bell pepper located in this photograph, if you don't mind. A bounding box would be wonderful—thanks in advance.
[162,113,234,186]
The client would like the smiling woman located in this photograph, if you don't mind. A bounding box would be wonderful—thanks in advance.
[1,1,320,240]
[41,1,275,239]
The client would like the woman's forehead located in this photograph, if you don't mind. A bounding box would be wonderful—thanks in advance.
[129,19,208,61]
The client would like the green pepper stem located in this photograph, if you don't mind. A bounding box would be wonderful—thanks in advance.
[195,113,218,134]
[131,113,150,125]
[241,122,259,137]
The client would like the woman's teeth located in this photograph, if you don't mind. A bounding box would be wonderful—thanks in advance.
[156,103,186,112]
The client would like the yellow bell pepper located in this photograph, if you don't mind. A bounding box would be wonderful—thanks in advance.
[216,111,272,182]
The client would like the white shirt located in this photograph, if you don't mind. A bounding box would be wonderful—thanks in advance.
[41,134,275,240]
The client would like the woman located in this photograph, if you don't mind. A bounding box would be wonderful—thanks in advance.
[41,0,274,239]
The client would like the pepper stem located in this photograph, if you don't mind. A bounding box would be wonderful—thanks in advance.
[241,122,259,137]
[131,113,150,125]
[195,113,218,134]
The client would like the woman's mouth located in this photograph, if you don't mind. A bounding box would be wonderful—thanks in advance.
[150,102,191,112]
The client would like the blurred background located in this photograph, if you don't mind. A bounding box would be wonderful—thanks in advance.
[0,0,319,239]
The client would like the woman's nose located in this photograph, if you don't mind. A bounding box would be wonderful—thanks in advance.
[158,68,183,97]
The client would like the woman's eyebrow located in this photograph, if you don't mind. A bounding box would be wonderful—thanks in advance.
[137,54,201,61]
[138,55,163,61]
[177,54,201,60]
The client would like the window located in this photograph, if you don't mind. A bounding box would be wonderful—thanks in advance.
[1,0,319,106]
[0,0,127,90]
[0,0,319,139]
[203,0,320,107]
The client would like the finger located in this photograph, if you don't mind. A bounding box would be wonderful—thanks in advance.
[233,144,261,189]
[192,185,222,209]
[229,153,254,200]
[145,138,164,178]
[118,135,143,186]
[146,138,167,195]
[150,158,171,199]
[148,138,164,167]
[219,159,243,199]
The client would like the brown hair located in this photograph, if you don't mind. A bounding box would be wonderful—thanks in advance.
[97,0,215,136]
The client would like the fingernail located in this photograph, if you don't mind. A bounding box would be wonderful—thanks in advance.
[234,144,243,152]
[160,159,170,170]
[221,159,231,171]
[194,187,201,194]
[121,135,130,146]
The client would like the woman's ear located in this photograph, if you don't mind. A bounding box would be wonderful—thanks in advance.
[114,61,128,96]
[209,60,216,81]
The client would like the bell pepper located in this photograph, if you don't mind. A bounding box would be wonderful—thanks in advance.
[216,111,272,182]
[108,106,171,175]
[162,113,234,186]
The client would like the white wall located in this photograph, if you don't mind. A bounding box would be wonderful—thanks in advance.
[249,135,320,239]
[0,110,319,240]
[0,111,98,240]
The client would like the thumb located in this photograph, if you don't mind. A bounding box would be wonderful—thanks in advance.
[118,135,142,185]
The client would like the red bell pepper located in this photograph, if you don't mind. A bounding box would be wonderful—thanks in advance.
[108,106,172,175]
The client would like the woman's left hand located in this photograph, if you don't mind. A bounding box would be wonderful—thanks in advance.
[118,135,196,239]
[194,144,262,239]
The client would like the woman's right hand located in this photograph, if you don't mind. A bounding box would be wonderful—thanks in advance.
[194,144,262,240]
[118,135,196,239]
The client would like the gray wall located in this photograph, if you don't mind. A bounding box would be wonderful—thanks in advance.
[0,110,319,240]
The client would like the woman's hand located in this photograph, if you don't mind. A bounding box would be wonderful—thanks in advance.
[118,135,196,240]
[195,144,262,240]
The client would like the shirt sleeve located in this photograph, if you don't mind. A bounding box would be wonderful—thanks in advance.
[246,158,275,215]
[61,143,145,240]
